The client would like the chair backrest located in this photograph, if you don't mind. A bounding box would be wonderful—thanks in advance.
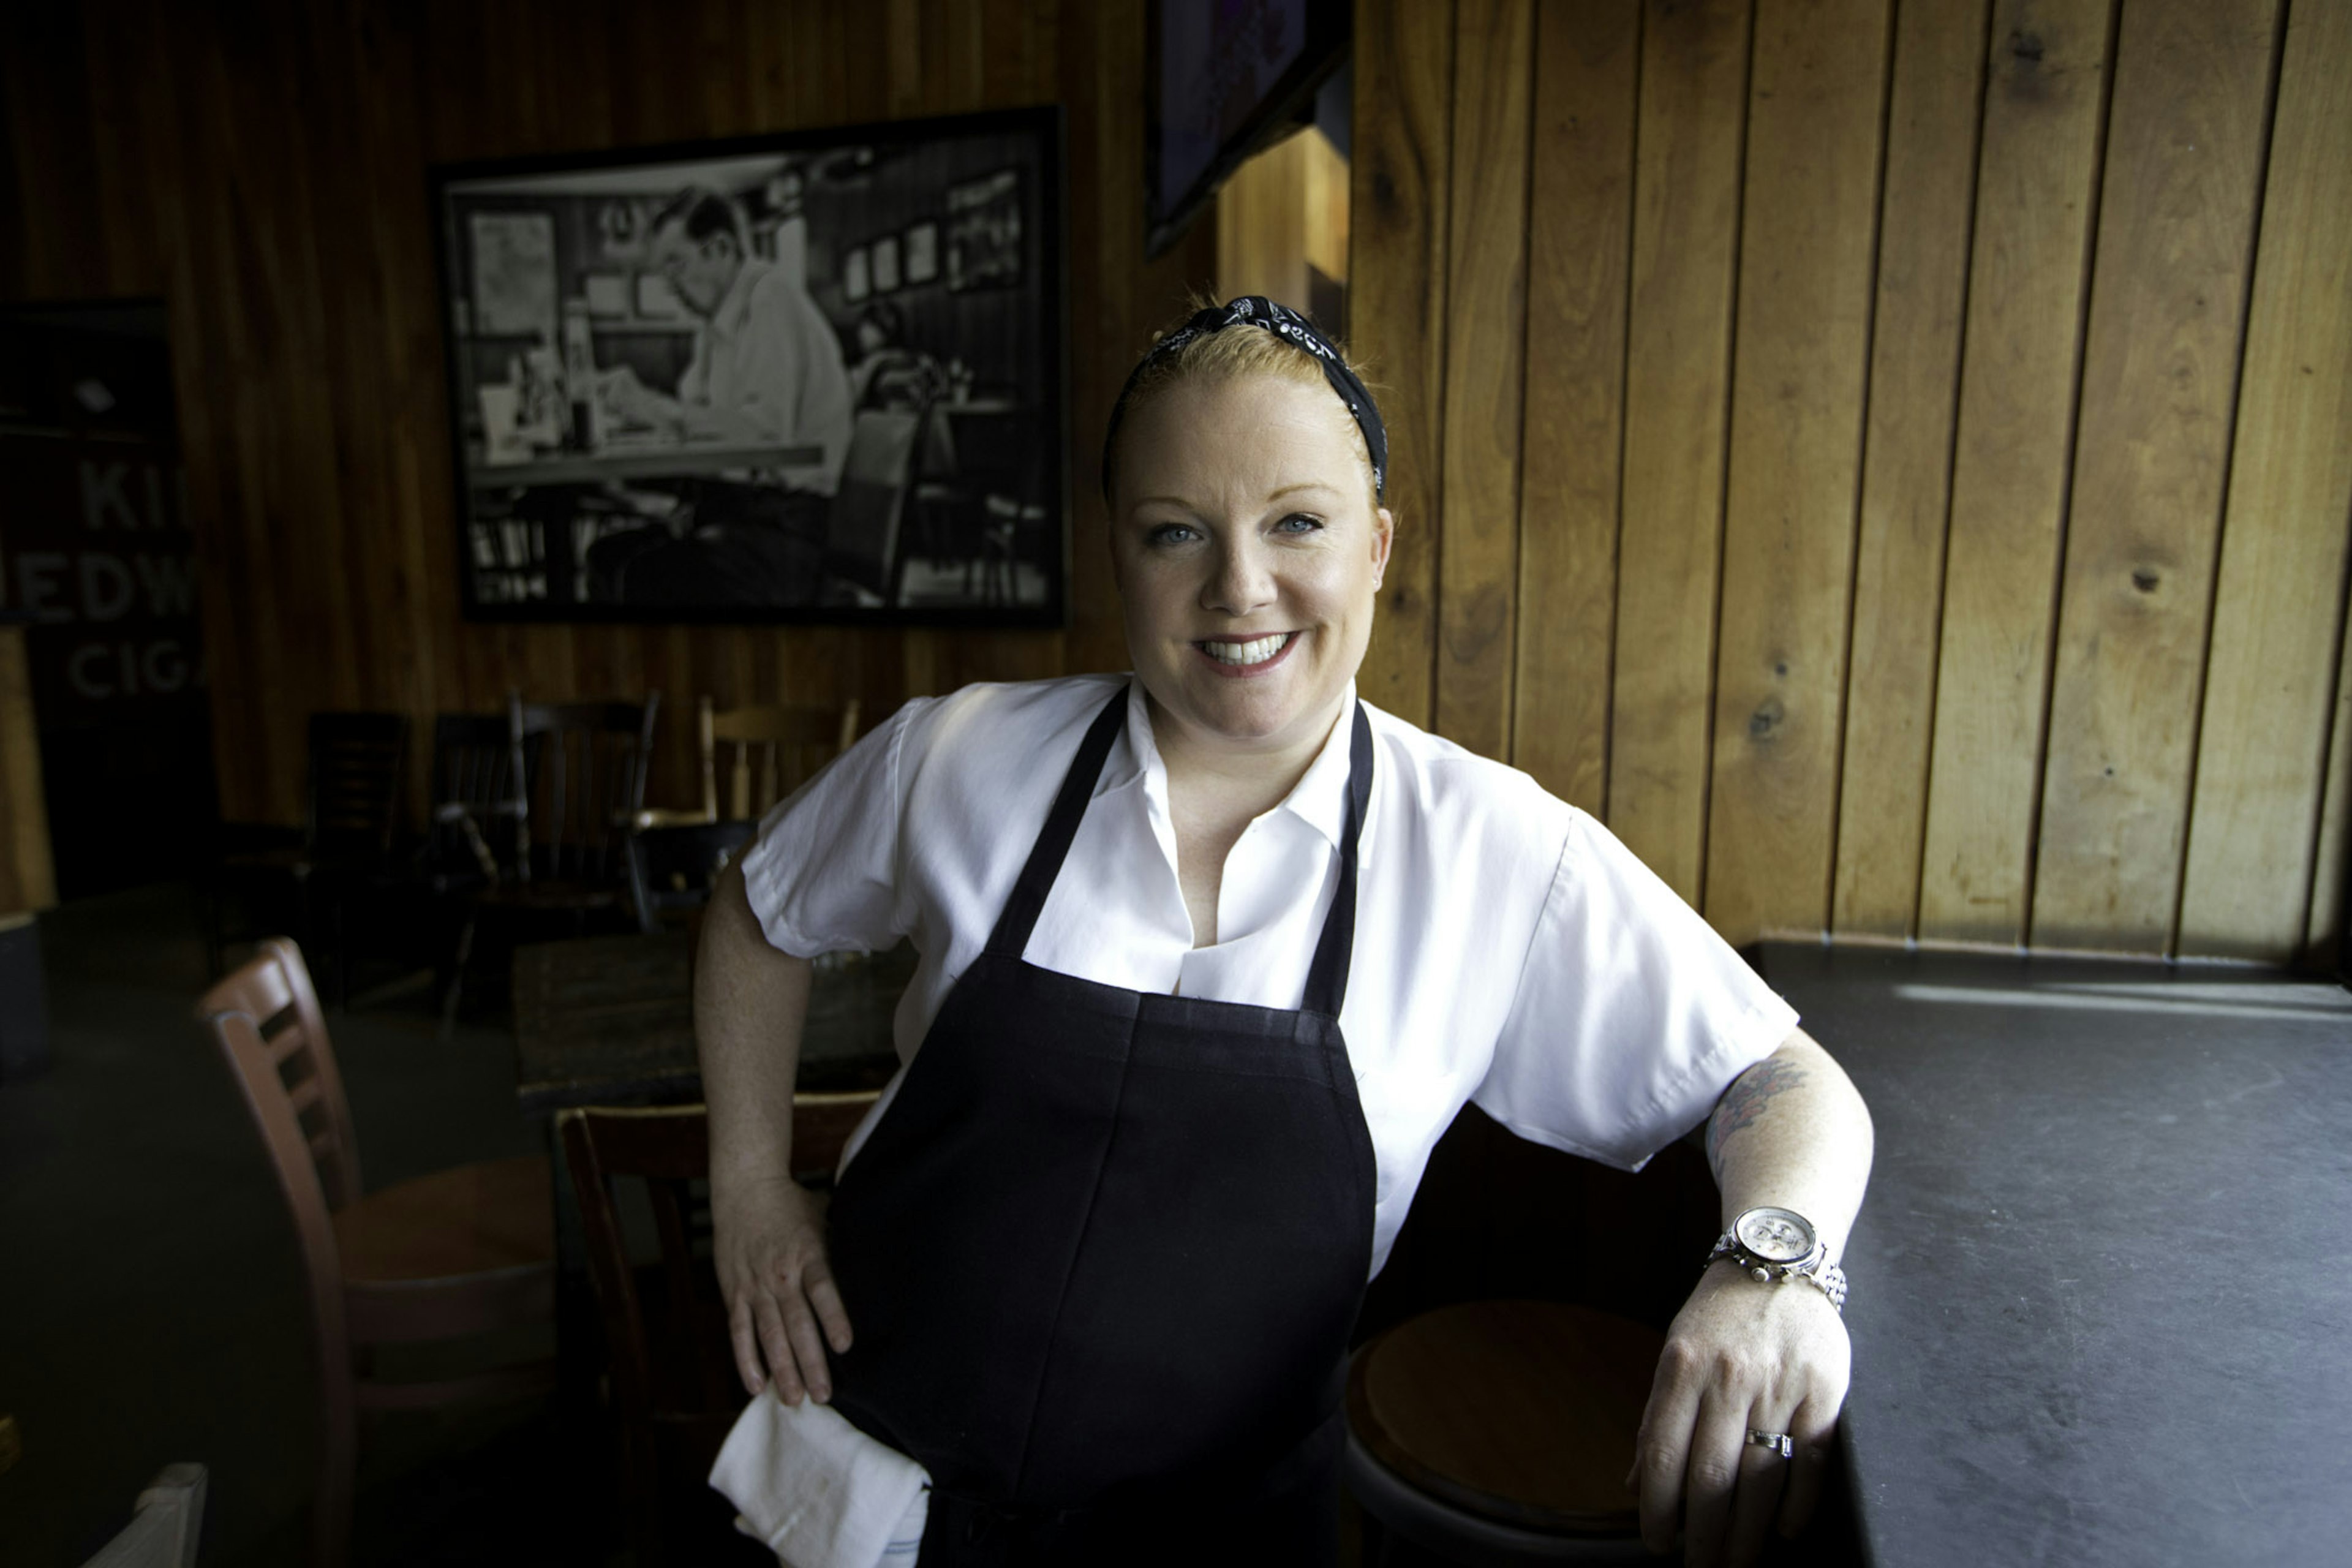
[624,819,759,934]
[698,696,861,822]
[195,940,360,1401]
[195,937,362,1209]
[824,408,925,603]
[557,1095,878,1433]
[305,712,409,862]
[426,712,527,884]
[78,1464,208,1568]
[509,692,662,886]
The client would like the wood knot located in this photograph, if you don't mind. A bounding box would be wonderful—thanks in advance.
[2131,568,2160,594]
[2010,30,2045,62]
[1749,698,1785,740]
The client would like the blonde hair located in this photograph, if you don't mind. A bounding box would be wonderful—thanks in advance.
[1102,296,1380,508]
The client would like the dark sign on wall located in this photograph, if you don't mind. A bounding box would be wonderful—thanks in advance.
[0,440,203,720]
[0,304,214,899]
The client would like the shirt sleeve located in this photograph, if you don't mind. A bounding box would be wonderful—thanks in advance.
[736,698,928,959]
[741,273,853,494]
[1471,810,1799,1171]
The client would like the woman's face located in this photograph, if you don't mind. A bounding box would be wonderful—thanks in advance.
[1109,372,1393,761]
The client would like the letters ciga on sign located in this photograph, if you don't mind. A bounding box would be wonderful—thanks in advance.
[2,452,203,710]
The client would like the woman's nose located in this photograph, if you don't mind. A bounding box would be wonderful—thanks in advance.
[1202,535,1276,613]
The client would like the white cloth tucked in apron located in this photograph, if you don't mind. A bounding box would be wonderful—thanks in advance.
[710,1388,931,1567]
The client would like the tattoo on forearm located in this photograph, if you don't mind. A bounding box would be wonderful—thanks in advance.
[1706,1057,1808,1177]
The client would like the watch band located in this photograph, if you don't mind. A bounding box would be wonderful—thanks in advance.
[1705,1226,1850,1313]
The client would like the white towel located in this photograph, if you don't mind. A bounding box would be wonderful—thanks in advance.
[710,1387,932,1567]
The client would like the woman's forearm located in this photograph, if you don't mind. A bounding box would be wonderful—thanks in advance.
[1703,1030,1874,1263]
[697,861,815,1189]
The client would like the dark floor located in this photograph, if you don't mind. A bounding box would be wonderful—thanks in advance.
[0,883,622,1566]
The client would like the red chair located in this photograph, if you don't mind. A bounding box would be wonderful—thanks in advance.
[196,937,556,1567]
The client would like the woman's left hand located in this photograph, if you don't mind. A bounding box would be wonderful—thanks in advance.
[1628,1261,1851,1566]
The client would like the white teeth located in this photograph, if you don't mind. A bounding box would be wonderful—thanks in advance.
[1200,633,1291,666]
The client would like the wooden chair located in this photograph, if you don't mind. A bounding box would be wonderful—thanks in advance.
[77,1464,206,1568]
[443,693,662,1026]
[625,818,759,934]
[197,938,557,1567]
[1345,1300,1663,1564]
[558,1093,881,1566]
[700,696,862,823]
[822,407,927,606]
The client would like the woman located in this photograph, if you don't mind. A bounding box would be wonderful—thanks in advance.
[698,298,1872,1567]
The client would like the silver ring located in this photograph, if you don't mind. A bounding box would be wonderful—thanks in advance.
[1746,1429,1794,1459]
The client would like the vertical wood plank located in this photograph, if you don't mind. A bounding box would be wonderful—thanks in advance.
[1831,0,1992,938]
[1916,0,2116,944]
[2178,0,2352,960]
[1607,0,1751,906]
[1705,0,1893,944]
[1434,0,1533,761]
[0,627,58,914]
[1349,0,1452,730]
[2030,0,2281,953]
[2307,611,2352,963]
[1513,0,1637,816]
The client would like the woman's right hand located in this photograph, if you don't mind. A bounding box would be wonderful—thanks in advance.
[714,1174,854,1404]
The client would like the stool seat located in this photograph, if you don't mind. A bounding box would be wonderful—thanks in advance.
[1348,1300,1667,1564]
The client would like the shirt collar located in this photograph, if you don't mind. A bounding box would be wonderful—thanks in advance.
[709,257,767,339]
[1115,678,1360,851]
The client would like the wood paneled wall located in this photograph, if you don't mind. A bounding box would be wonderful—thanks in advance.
[0,0,1213,827]
[6,2,2348,964]
[1351,0,2352,963]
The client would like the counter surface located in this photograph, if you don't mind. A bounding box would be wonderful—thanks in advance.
[1755,941,2351,1567]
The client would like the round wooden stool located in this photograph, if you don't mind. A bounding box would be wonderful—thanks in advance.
[1345,1300,1672,1566]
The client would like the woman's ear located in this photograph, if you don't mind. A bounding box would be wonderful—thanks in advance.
[1371,506,1395,590]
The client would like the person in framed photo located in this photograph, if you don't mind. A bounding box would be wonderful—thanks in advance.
[600,186,854,489]
[590,186,856,605]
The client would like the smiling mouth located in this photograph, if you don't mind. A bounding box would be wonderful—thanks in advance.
[1193,631,1300,673]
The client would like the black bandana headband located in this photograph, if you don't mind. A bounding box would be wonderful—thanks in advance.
[1101,296,1387,503]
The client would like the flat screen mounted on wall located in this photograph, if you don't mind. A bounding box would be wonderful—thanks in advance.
[428,107,1066,626]
[1144,0,1348,259]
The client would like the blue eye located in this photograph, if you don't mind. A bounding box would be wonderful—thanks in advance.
[1147,522,1199,546]
[1276,513,1325,534]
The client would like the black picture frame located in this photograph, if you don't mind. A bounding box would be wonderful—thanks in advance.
[427,105,1067,627]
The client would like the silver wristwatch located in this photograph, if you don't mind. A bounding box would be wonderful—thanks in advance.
[1705,1206,1848,1313]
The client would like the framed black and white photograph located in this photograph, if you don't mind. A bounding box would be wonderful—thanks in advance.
[428,105,1065,625]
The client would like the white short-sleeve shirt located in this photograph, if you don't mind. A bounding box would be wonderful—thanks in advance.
[740,673,1798,1276]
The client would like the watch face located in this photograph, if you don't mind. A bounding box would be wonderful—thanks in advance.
[1735,1207,1815,1264]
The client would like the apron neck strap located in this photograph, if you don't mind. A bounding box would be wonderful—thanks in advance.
[984,687,1132,959]
[1301,701,1373,1018]
[986,684,1376,1020]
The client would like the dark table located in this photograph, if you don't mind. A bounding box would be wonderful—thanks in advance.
[511,932,908,1114]
[466,437,823,488]
[1754,941,2352,1567]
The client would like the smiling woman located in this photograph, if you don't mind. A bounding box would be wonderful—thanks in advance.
[692,297,1874,1568]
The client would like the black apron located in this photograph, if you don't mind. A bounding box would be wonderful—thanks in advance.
[824,684,1378,1566]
